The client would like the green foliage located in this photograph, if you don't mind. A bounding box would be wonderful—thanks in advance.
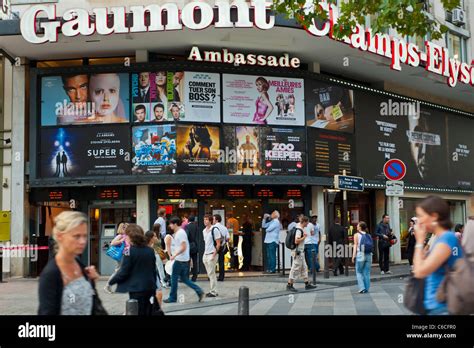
[273,0,461,40]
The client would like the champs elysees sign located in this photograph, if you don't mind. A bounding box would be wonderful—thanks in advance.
[20,1,472,88]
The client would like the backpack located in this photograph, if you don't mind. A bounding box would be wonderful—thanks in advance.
[359,233,373,254]
[285,227,301,250]
[436,250,474,315]
[211,227,228,254]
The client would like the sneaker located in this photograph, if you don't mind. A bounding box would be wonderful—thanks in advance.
[206,293,218,298]
[103,285,113,294]
[362,289,369,293]
[286,284,298,292]
[358,289,365,294]
[305,283,317,290]
[385,271,392,274]
[380,271,385,275]
[198,292,205,302]
[163,298,176,304]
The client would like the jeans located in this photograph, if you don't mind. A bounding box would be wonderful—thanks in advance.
[156,255,166,286]
[378,242,390,272]
[168,261,203,302]
[190,252,198,281]
[218,250,225,281]
[304,244,320,273]
[265,242,278,272]
[355,252,372,292]
[203,254,218,295]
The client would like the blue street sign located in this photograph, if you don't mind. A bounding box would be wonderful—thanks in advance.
[334,175,365,192]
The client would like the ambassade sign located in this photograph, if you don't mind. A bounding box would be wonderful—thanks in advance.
[19,1,474,89]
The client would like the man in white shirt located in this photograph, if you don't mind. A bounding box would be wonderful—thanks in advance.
[287,216,317,292]
[154,208,167,248]
[304,215,321,274]
[202,214,221,297]
[212,214,230,281]
[164,216,204,303]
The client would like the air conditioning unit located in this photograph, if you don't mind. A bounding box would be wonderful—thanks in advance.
[452,8,466,25]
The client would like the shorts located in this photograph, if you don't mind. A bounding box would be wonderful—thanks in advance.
[242,159,254,168]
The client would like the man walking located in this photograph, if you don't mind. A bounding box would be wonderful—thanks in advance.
[375,214,392,275]
[212,215,229,282]
[164,216,204,303]
[304,215,321,274]
[185,215,199,282]
[328,217,346,276]
[287,216,317,292]
[154,208,167,249]
[262,210,281,274]
[202,214,220,298]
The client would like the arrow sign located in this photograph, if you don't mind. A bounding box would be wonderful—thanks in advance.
[334,175,365,192]
[383,159,406,181]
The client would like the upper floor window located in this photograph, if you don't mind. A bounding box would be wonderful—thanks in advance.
[446,31,467,62]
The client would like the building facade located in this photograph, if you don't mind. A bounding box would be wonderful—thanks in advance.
[0,0,473,278]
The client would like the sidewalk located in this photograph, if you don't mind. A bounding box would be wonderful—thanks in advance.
[0,264,411,315]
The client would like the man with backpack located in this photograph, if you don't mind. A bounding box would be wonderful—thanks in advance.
[286,216,317,292]
[202,214,221,297]
[212,214,229,282]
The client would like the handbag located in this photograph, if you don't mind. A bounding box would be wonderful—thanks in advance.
[91,282,108,316]
[404,276,426,315]
[157,248,167,261]
[106,242,125,262]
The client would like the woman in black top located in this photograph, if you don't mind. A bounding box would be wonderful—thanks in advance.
[109,224,158,316]
[38,211,99,315]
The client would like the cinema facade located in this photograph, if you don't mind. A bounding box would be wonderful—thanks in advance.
[1,0,473,278]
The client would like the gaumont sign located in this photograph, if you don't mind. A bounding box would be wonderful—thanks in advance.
[19,1,474,88]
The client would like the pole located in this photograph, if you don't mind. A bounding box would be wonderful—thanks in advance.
[277,242,281,274]
[238,286,249,315]
[0,248,3,283]
[312,248,317,285]
[343,170,349,277]
[126,299,139,315]
[282,242,286,277]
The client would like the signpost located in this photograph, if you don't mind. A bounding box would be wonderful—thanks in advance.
[386,181,404,196]
[333,171,364,277]
[383,159,406,181]
[334,175,365,192]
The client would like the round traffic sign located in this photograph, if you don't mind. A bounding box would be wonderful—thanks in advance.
[383,159,406,181]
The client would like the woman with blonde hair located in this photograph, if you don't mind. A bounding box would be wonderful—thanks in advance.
[39,211,101,315]
[104,221,130,294]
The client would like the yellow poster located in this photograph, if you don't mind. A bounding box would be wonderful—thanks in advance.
[0,211,11,242]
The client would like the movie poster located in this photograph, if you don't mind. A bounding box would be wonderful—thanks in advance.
[260,127,306,175]
[167,71,185,121]
[40,125,131,177]
[176,125,221,174]
[446,115,474,189]
[355,91,448,186]
[132,124,177,175]
[183,72,221,123]
[223,74,304,126]
[41,73,130,126]
[305,80,355,133]
[223,126,262,175]
[131,71,168,123]
[307,128,356,177]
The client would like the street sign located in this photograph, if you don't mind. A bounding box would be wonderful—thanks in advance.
[334,175,365,192]
[383,159,406,181]
[386,180,404,196]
